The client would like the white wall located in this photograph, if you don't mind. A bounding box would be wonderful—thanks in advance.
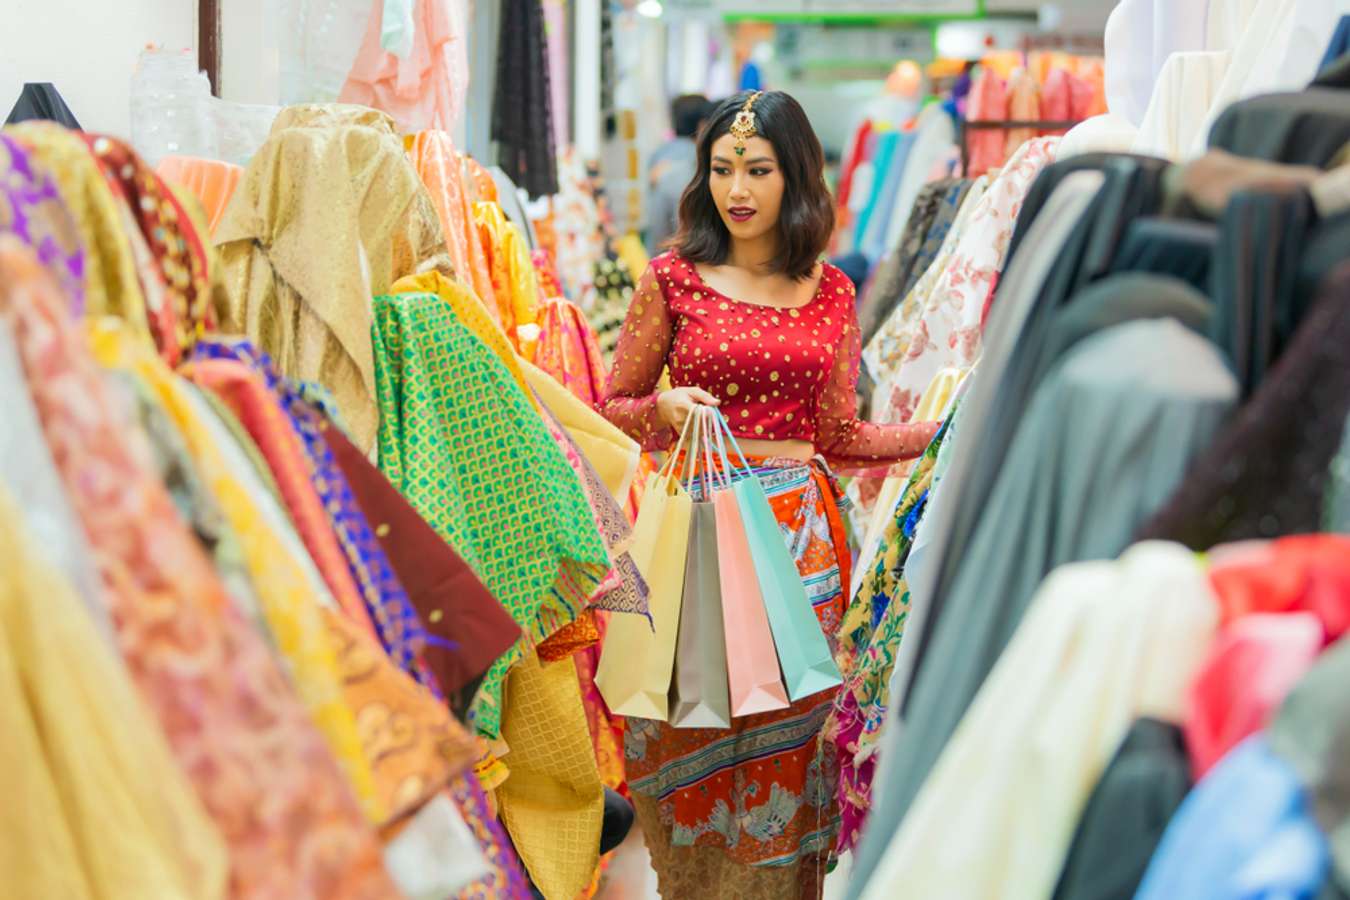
[1,0,197,137]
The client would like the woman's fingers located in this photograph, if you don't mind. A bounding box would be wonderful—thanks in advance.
[689,388,721,406]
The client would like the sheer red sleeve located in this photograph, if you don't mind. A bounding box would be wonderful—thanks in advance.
[599,264,678,451]
[815,296,941,471]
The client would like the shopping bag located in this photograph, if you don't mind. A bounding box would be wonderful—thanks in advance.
[712,478,791,717]
[669,410,733,728]
[707,411,842,702]
[595,412,697,720]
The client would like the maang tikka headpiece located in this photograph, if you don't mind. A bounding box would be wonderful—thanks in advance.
[730,91,763,156]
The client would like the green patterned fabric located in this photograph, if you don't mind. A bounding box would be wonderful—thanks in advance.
[372,291,610,738]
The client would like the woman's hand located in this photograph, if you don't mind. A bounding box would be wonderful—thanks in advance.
[657,387,721,433]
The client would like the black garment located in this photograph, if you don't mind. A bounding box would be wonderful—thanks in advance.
[1110,218,1217,291]
[1208,89,1350,168]
[493,0,559,198]
[1052,719,1192,900]
[1209,185,1317,396]
[1138,262,1350,549]
[4,82,81,129]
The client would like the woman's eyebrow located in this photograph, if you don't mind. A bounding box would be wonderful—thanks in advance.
[711,155,775,164]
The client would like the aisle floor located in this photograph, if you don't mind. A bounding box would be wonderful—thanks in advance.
[595,831,852,900]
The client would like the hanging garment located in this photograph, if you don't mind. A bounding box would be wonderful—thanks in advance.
[552,148,609,309]
[339,0,467,132]
[881,108,958,259]
[964,68,1009,177]
[851,130,901,256]
[1100,0,1212,129]
[496,654,605,900]
[372,290,610,738]
[855,180,947,350]
[1130,51,1232,160]
[89,320,388,825]
[858,133,916,264]
[0,239,396,896]
[493,0,559,198]
[1004,68,1043,160]
[0,325,110,641]
[214,123,453,453]
[543,0,570,155]
[1185,613,1323,779]
[1051,719,1192,900]
[1136,736,1331,900]
[8,122,147,335]
[1209,88,1350,169]
[407,130,500,320]
[626,454,852,899]
[473,199,543,357]
[155,155,243,236]
[866,137,1059,426]
[0,132,85,319]
[1321,15,1350,73]
[857,542,1218,900]
[447,771,533,900]
[489,166,540,250]
[902,178,976,302]
[1138,261,1350,547]
[0,484,229,900]
[279,0,371,104]
[1327,417,1350,534]
[4,81,81,128]
[853,319,1239,899]
[534,296,610,407]
[1270,634,1350,895]
[323,414,520,718]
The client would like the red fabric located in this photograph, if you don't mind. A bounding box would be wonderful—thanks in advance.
[1207,535,1350,638]
[837,119,875,213]
[1184,612,1323,778]
[601,252,936,469]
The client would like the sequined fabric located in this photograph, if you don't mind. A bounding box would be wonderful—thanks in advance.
[0,132,85,311]
[601,252,937,470]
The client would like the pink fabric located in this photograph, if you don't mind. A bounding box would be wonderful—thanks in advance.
[965,69,1009,178]
[535,296,609,407]
[1041,68,1074,136]
[543,0,569,156]
[1004,69,1042,160]
[1185,612,1323,778]
[340,0,465,133]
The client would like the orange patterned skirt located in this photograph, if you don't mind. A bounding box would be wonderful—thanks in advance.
[624,456,850,900]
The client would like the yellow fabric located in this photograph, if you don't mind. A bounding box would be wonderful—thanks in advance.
[9,122,149,337]
[496,653,604,900]
[615,233,649,288]
[0,485,229,900]
[857,366,966,580]
[213,123,453,452]
[522,358,641,504]
[473,199,541,359]
[87,320,384,824]
[391,269,537,407]
[269,104,401,138]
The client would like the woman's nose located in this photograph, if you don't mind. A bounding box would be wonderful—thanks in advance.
[729,173,750,199]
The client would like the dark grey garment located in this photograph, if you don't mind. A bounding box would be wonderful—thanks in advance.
[489,166,540,251]
[645,139,696,253]
[1052,718,1192,900]
[1139,262,1350,549]
[900,178,973,301]
[4,82,81,128]
[1208,184,1316,397]
[1208,89,1350,168]
[1325,414,1350,534]
[1110,218,1217,291]
[856,181,947,348]
[854,320,1237,898]
[901,155,1171,698]
[1270,633,1350,895]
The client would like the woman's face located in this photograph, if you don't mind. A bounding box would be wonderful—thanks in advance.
[708,133,784,246]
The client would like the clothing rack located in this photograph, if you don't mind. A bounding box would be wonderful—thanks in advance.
[959,119,1082,174]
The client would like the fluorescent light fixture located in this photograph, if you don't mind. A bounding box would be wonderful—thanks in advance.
[636,0,664,18]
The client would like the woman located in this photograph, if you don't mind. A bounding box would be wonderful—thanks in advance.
[601,90,940,898]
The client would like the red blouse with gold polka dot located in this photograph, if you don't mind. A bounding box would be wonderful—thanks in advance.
[600,252,938,469]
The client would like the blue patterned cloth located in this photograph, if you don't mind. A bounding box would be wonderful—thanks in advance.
[194,337,441,694]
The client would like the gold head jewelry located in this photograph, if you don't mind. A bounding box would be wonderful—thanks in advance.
[730,92,763,156]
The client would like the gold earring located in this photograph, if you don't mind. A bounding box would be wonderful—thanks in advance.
[730,92,762,157]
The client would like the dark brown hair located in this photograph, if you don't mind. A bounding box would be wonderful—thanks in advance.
[672,90,835,281]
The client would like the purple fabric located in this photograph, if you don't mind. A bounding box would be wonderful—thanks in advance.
[0,132,85,313]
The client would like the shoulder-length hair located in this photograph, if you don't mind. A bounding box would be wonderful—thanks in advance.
[672,90,835,281]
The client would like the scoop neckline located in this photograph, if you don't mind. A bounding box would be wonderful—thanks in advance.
[684,257,829,313]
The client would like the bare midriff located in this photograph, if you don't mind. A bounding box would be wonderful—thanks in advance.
[732,437,816,461]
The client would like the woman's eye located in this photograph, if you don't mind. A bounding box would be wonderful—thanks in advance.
[712,167,731,176]
[751,168,772,176]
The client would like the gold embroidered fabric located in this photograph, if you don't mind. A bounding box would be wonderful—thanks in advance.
[270,104,401,138]
[0,485,230,900]
[87,320,385,824]
[213,123,454,452]
[496,653,604,900]
[8,122,149,337]
[473,199,541,358]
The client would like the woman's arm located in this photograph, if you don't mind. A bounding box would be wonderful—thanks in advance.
[814,301,940,471]
[599,265,679,450]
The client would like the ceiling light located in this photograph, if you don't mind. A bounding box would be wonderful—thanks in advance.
[636,0,664,18]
